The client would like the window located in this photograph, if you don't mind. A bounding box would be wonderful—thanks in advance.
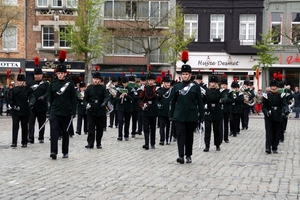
[210,14,224,42]
[150,1,168,27]
[37,0,47,7]
[3,0,17,5]
[150,37,167,63]
[42,26,54,48]
[184,14,198,42]
[66,0,76,8]
[52,0,62,7]
[292,13,300,44]
[59,27,70,47]
[2,26,17,50]
[239,14,256,45]
[271,13,282,44]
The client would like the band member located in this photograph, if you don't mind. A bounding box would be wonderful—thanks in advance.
[128,72,140,138]
[228,79,244,137]
[76,80,88,135]
[28,57,49,144]
[157,71,172,145]
[194,70,207,90]
[10,69,35,148]
[137,72,147,135]
[281,83,293,142]
[219,73,230,143]
[84,66,109,149]
[262,76,288,154]
[107,74,118,128]
[140,66,158,150]
[48,50,77,159]
[169,50,204,164]
[203,69,223,152]
[116,74,134,141]
[241,77,255,130]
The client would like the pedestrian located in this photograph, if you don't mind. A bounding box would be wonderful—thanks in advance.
[140,66,158,150]
[84,66,109,149]
[76,80,88,135]
[116,74,134,141]
[262,76,288,154]
[169,50,204,164]
[48,50,77,159]
[203,69,223,152]
[293,86,300,118]
[157,70,172,145]
[254,89,263,114]
[28,57,49,144]
[10,68,35,148]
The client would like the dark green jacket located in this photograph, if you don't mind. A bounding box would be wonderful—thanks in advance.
[228,90,244,114]
[169,81,204,122]
[116,86,134,112]
[140,85,158,117]
[220,88,230,113]
[27,80,49,113]
[10,86,35,116]
[84,84,109,116]
[203,88,223,121]
[157,86,173,117]
[48,79,77,116]
[262,92,288,122]
[77,90,86,115]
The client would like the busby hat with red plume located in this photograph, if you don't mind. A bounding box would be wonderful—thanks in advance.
[33,56,43,75]
[196,70,202,80]
[78,77,86,87]
[231,77,239,88]
[209,68,218,83]
[221,73,227,85]
[147,65,155,80]
[17,68,26,81]
[140,71,146,81]
[56,50,67,73]
[121,72,128,83]
[161,70,170,82]
[128,68,135,82]
[181,50,191,73]
[93,65,102,79]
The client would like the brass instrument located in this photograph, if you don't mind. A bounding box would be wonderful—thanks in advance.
[106,80,118,97]
[119,88,128,104]
[106,101,114,114]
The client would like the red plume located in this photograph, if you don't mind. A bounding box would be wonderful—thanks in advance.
[130,68,133,73]
[222,73,226,78]
[19,68,22,74]
[198,70,200,74]
[156,76,162,84]
[234,77,238,82]
[148,65,152,71]
[78,76,82,81]
[95,66,99,71]
[167,70,170,75]
[6,68,11,78]
[273,72,277,79]
[34,56,40,66]
[142,71,144,76]
[181,50,189,64]
[122,72,125,77]
[58,50,67,63]
[161,70,166,77]
[54,69,57,73]
[277,74,283,81]
[212,68,215,73]
[66,71,70,75]
[170,74,172,78]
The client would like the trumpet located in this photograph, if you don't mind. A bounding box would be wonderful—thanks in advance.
[106,80,118,97]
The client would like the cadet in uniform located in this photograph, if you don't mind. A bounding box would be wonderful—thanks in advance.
[28,57,49,144]
[10,69,35,148]
[241,78,255,130]
[84,66,109,149]
[137,72,147,135]
[107,75,119,128]
[219,74,230,143]
[169,51,204,164]
[262,76,288,154]
[76,80,88,135]
[129,73,140,138]
[48,50,77,159]
[203,70,223,152]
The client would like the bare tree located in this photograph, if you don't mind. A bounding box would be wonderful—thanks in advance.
[0,0,22,37]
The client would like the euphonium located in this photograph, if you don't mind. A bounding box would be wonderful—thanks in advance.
[106,80,117,96]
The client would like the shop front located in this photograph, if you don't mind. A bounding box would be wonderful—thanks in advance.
[0,59,26,86]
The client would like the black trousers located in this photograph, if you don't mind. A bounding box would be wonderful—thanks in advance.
[219,112,230,142]
[175,121,196,157]
[109,109,118,127]
[159,116,170,143]
[230,113,240,136]
[143,115,156,146]
[117,111,131,138]
[87,114,105,146]
[28,111,47,141]
[131,110,138,134]
[265,118,281,151]
[50,115,70,155]
[242,107,250,128]
[280,117,288,141]
[76,114,88,134]
[204,119,221,148]
[137,107,143,133]
[12,113,29,145]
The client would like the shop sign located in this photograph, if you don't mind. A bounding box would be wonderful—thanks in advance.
[0,61,20,68]
[286,54,300,64]
[198,60,240,67]
[41,61,71,69]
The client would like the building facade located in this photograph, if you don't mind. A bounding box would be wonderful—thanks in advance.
[177,0,264,90]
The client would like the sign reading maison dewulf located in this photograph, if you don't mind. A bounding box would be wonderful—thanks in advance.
[0,62,21,68]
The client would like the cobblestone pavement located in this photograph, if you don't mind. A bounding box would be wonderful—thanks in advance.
[0,114,299,200]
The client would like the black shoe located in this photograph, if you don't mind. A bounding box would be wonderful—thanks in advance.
[137,131,142,135]
[39,140,44,143]
[265,149,271,154]
[245,125,248,130]
[97,145,102,149]
[224,140,229,143]
[216,146,221,151]
[84,132,88,135]
[233,134,237,137]
[124,138,129,141]
[203,147,209,152]
[58,136,62,140]
[159,141,164,145]
[21,144,27,148]
[151,145,155,149]
[229,132,233,136]
[11,144,17,148]
[131,135,135,138]
[176,157,184,164]
[50,152,57,160]
[69,135,73,138]
[173,138,177,142]
[142,145,149,150]
[117,137,122,141]
[272,150,278,154]
[62,154,68,158]
[103,128,107,131]
[76,131,81,135]
[108,125,113,128]
[279,140,284,143]
[85,145,93,149]
[166,142,170,145]
[186,157,192,163]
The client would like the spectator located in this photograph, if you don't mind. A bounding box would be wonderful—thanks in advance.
[254,89,263,114]
[293,87,300,118]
